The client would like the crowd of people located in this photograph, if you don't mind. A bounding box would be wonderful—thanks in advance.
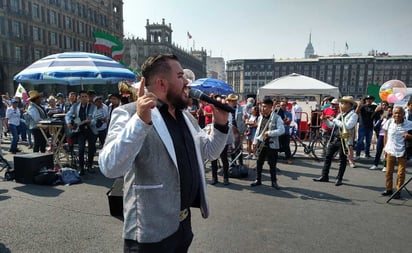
[1,53,411,252]
[0,89,126,175]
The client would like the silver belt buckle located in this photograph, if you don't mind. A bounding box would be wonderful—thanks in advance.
[179,208,188,222]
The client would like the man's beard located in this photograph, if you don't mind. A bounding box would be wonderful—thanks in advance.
[167,92,188,110]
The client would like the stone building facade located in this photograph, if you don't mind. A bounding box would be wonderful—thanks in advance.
[227,55,412,100]
[0,0,124,94]
[123,19,206,80]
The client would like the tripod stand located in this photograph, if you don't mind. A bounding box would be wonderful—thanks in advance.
[387,177,412,203]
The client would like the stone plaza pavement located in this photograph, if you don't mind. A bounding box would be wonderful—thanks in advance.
[0,139,411,253]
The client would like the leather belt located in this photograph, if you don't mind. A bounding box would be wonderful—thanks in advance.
[179,208,189,222]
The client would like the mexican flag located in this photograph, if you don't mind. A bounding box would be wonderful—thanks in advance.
[92,31,124,61]
[15,83,28,103]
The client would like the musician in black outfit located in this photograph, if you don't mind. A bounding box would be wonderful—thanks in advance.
[65,90,98,175]
[251,98,284,189]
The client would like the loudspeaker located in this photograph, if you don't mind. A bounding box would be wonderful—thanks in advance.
[107,178,123,218]
[14,153,54,184]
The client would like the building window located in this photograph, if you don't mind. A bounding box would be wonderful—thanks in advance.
[34,49,41,60]
[32,3,40,19]
[15,46,22,62]
[12,21,21,38]
[79,21,85,34]
[65,36,72,49]
[0,17,4,35]
[50,11,57,25]
[65,16,72,30]
[11,0,18,11]
[33,27,40,41]
[50,32,57,45]
[79,41,85,51]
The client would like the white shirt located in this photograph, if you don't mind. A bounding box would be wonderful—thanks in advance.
[383,118,412,157]
[6,106,21,126]
[94,104,109,131]
[293,104,302,120]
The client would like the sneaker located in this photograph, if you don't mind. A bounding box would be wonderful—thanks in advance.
[382,167,387,172]
[365,154,372,158]
[252,155,257,160]
[245,154,252,159]
[349,162,356,168]
[369,165,378,170]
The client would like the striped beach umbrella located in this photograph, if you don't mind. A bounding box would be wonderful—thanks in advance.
[13,52,136,85]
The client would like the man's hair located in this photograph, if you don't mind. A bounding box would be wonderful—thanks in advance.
[263,98,273,106]
[141,54,179,86]
[78,90,88,95]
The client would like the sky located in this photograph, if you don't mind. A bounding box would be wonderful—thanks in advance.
[122,0,412,61]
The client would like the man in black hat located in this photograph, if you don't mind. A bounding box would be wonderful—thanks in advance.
[354,95,377,159]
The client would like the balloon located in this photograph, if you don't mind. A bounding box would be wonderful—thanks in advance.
[379,90,389,101]
[379,80,407,102]
[386,93,399,103]
[395,92,405,101]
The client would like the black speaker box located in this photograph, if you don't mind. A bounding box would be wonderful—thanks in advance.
[14,153,54,184]
[107,178,123,218]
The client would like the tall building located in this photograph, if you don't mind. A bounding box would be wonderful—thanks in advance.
[227,55,412,100]
[206,56,226,80]
[123,19,206,80]
[0,0,124,94]
[226,59,274,98]
[304,33,315,58]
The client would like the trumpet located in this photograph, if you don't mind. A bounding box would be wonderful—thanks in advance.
[338,105,350,156]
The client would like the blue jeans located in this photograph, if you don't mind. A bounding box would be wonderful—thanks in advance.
[9,124,19,151]
[19,119,27,141]
[356,126,373,156]
[373,135,384,166]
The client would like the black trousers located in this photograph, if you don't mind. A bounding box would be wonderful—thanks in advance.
[211,145,229,179]
[31,128,46,153]
[279,134,291,159]
[256,147,278,182]
[322,139,347,180]
[124,215,193,253]
[75,129,97,169]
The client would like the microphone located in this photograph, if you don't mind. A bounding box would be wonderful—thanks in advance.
[189,89,235,113]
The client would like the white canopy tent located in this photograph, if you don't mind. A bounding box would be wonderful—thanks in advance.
[257,73,340,101]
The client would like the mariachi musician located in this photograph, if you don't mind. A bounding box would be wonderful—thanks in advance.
[313,96,358,186]
[251,98,284,189]
[65,90,98,175]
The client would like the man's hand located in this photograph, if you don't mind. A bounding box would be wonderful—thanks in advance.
[211,104,228,125]
[136,77,157,124]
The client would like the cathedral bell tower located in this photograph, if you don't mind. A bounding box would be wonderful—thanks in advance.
[146,18,173,44]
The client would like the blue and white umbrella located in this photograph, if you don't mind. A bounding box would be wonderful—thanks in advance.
[14,52,136,85]
[189,78,234,95]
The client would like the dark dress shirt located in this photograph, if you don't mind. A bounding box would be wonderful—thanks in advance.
[159,102,201,210]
